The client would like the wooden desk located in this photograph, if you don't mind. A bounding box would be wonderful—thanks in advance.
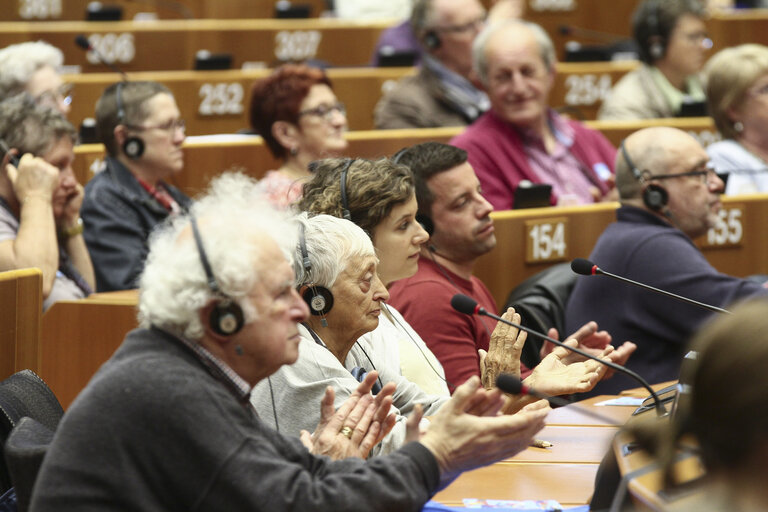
[514,424,617,463]
[0,19,392,71]
[475,192,768,308]
[4,0,329,21]
[707,9,768,53]
[39,299,139,409]
[551,60,638,120]
[547,395,638,427]
[524,0,641,61]
[434,462,600,507]
[64,67,415,134]
[0,268,42,381]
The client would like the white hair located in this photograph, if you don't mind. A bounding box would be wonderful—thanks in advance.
[294,212,376,289]
[138,172,298,341]
[0,41,64,98]
[472,19,556,87]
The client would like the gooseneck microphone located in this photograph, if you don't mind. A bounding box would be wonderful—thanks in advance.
[557,25,627,44]
[570,258,731,315]
[450,293,667,417]
[496,374,619,425]
[75,35,129,80]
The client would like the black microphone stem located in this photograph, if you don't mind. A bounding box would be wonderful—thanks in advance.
[478,308,667,417]
[597,270,731,315]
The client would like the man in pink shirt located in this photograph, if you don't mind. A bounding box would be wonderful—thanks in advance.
[451,20,617,209]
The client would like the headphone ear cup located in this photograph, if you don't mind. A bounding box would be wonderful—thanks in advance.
[415,213,434,237]
[302,285,334,316]
[643,183,669,211]
[649,41,664,60]
[209,301,245,337]
[123,136,145,159]
[424,31,441,50]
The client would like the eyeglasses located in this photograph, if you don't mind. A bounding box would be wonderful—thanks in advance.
[680,30,712,49]
[298,102,346,122]
[34,83,74,109]
[125,118,186,135]
[433,14,487,35]
[650,162,718,184]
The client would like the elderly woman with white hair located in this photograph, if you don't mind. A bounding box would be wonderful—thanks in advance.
[0,41,71,115]
[251,212,450,456]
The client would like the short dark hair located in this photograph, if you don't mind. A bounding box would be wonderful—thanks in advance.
[391,142,467,217]
[95,81,171,156]
[632,0,705,65]
[249,64,332,159]
[0,93,75,157]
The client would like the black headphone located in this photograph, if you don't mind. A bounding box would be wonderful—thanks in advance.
[391,148,435,237]
[646,0,665,60]
[424,30,441,50]
[620,139,669,212]
[116,81,145,160]
[298,222,334,323]
[190,214,245,336]
[339,158,354,221]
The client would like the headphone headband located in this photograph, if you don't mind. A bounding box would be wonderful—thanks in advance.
[339,158,354,221]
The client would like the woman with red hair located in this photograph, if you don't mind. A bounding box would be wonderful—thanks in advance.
[249,65,348,208]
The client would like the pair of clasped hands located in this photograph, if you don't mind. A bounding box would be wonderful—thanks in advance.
[301,307,635,486]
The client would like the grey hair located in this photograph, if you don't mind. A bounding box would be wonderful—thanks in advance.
[0,93,76,156]
[473,19,556,87]
[138,172,298,341]
[0,41,64,99]
[293,212,376,290]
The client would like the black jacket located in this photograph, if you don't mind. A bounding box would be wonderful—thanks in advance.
[81,157,190,291]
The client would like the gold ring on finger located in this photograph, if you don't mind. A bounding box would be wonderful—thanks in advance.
[340,426,353,439]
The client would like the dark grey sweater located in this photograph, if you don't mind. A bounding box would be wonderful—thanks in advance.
[30,327,440,511]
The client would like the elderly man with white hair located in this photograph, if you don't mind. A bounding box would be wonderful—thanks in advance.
[0,41,71,115]
[450,19,617,209]
[30,172,549,511]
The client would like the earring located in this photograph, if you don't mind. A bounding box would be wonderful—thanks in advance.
[289,147,298,157]
[234,344,244,356]
[734,121,744,133]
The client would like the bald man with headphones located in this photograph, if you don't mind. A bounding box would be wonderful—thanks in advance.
[565,126,768,396]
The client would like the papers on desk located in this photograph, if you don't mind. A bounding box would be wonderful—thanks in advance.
[593,396,644,407]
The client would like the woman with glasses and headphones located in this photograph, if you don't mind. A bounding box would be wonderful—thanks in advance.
[598,0,711,121]
[249,65,348,209]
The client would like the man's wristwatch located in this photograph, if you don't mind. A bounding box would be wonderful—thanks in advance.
[62,217,84,238]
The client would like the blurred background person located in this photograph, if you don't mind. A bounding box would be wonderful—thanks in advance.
[83,81,189,292]
[0,41,72,116]
[249,64,348,208]
[369,0,524,67]
[374,0,489,129]
[627,299,768,511]
[0,95,93,310]
[705,44,768,194]
[451,19,616,209]
[598,0,710,120]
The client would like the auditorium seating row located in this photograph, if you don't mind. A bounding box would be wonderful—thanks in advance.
[2,187,764,409]
[71,117,720,197]
[1,8,764,69]
[63,61,639,134]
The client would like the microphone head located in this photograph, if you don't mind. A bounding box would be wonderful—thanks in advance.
[75,35,92,50]
[496,374,524,394]
[450,294,478,315]
[571,258,598,276]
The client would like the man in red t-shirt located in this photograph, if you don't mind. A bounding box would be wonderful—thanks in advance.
[390,142,635,391]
